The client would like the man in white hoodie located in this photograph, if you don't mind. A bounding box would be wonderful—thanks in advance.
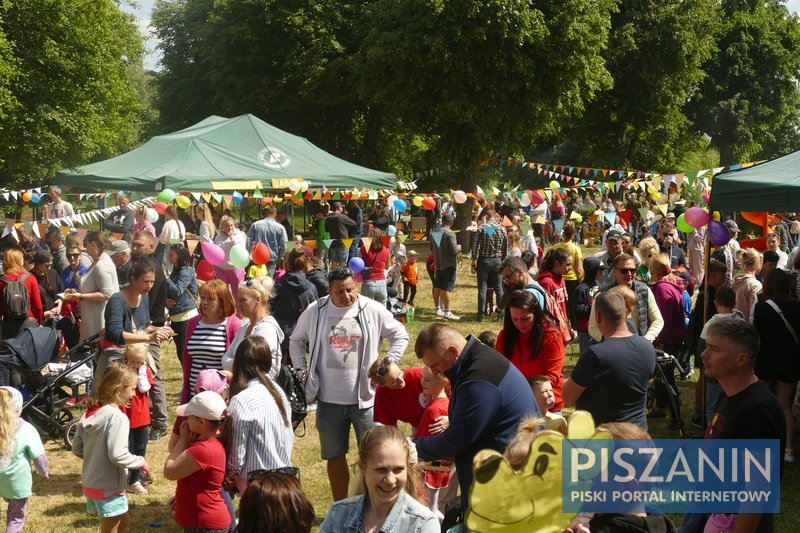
[290,267,409,502]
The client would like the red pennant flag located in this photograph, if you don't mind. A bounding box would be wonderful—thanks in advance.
[617,209,633,226]
[380,235,391,247]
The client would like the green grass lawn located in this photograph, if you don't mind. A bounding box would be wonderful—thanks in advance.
[27,260,800,531]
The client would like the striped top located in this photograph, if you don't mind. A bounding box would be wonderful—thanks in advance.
[185,319,228,394]
[229,379,294,481]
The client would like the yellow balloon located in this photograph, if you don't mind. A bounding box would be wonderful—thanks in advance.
[175,195,191,209]
[549,180,561,190]
[713,211,721,221]
[412,196,424,207]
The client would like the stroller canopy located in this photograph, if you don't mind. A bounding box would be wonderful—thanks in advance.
[0,327,60,372]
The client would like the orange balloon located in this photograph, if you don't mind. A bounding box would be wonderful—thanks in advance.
[251,242,271,265]
[154,202,167,215]
[21,192,31,203]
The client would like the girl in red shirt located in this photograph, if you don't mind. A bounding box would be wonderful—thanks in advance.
[415,366,452,520]
[122,344,154,495]
[496,290,565,412]
[0,246,43,341]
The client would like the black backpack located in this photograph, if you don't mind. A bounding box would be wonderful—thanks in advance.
[276,363,307,435]
[1,274,30,320]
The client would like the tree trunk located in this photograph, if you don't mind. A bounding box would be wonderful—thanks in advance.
[456,161,481,251]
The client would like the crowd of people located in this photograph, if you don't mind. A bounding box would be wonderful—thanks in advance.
[0,185,794,532]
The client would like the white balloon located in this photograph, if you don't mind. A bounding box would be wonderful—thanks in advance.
[288,179,300,192]
[454,190,467,204]
[146,208,159,223]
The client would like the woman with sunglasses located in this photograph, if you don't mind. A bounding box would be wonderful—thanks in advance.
[59,245,88,348]
[166,243,199,366]
[588,253,664,343]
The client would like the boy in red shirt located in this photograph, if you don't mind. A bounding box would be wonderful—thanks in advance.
[122,344,154,495]
[400,250,419,305]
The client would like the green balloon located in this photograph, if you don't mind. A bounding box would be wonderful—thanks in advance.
[157,188,176,203]
[229,243,250,269]
[676,213,694,233]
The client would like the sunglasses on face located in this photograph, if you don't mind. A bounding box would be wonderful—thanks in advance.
[616,268,636,274]
[246,467,300,481]
[67,253,80,259]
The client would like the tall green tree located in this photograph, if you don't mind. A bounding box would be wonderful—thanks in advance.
[0,0,147,186]
[555,0,719,171]
[688,0,800,165]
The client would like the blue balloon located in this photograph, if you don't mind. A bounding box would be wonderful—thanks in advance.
[393,198,407,212]
[30,193,40,204]
[386,225,397,237]
[232,191,244,205]
[348,256,365,273]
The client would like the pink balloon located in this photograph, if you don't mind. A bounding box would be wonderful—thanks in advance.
[201,242,225,266]
[684,206,711,228]
[530,190,545,205]
[708,220,731,247]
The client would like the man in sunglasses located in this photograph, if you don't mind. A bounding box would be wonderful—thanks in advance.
[587,253,663,344]
[289,267,409,502]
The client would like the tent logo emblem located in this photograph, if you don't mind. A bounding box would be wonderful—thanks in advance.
[258,147,291,169]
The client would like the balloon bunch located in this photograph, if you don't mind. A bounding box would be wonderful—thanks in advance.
[676,206,730,247]
[200,241,271,271]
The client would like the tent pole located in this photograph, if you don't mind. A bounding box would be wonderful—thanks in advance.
[700,226,711,430]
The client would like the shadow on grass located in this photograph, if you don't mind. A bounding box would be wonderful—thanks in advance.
[43,501,96,528]
[33,473,83,497]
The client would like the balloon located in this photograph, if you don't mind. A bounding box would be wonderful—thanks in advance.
[422,197,436,210]
[251,242,271,265]
[708,220,731,247]
[146,208,159,223]
[684,206,711,228]
[157,188,176,203]
[196,260,215,282]
[229,243,250,269]
[393,198,407,212]
[175,195,191,209]
[549,180,560,190]
[520,193,531,207]
[453,190,467,204]
[530,190,545,204]
[288,180,301,192]
[201,242,225,266]
[712,211,721,222]
[21,192,31,203]
[676,213,694,233]
[412,196,424,207]
[30,193,40,204]
[701,194,711,204]
[348,256,365,273]
[299,181,309,193]
[154,202,167,215]
[386,225,397,237]
[231,192,244,205]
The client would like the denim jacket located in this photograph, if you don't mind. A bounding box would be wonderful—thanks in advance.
[319,492,438,533]
[165,265,198,315]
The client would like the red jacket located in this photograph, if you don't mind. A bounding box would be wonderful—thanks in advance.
[0,270,43,322]
[537,270,568,317]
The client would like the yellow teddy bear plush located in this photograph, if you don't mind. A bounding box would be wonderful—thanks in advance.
[466,411,610,533]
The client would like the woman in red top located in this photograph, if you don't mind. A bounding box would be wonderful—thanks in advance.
[537,247,572,319]
[359,228,390,304]
[496,290,565,412]
[0,246,43,341]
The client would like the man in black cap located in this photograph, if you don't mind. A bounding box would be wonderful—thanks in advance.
[596,229,626,290]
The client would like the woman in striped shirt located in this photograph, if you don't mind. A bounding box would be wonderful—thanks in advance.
[180,280,242,404]
[228,336,294,493]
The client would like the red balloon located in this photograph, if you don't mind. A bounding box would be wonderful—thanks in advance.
[196,259,215,282]
[251,242,271,265]
[154,202,168,215]
[422,197,436,210]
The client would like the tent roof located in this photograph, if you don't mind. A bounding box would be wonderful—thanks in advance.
[55,114,396,192]
[710,150,800,212]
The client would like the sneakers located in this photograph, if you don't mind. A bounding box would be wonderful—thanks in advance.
[785,449,795,463]
[443,311,460,321]
[127,481,148,495]
[140,471,154,486]
[148,428,167,442]
[435,308,445,318]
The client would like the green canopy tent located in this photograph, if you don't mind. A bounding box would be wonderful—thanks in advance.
[55,114,396,192]
[710,151,800,212]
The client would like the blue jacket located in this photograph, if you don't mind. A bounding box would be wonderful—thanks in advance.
[414,337,539,506]
[320,491,438,533]
[166,265,197,315]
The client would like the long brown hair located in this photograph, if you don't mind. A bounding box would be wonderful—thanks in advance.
[500,290,556,360]
[229,336,289,427]
[236,472,314,533]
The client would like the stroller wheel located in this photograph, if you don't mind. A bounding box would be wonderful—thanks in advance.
[62,419,79,450]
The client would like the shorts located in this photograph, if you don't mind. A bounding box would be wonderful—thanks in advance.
[316,400,375,460]
[329,244,348,265]
[435,267,457,292]
[85,493,128,518]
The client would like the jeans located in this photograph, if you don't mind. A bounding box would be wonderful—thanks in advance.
[128,426,149,484]
[477,257,503,318]
[360,279,387,304]
[577,331,594,355]
[171,318,188,367]
[149,341,168,432]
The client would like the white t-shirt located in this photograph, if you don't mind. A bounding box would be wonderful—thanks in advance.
[316,303,363,405]
[160,219,186,245]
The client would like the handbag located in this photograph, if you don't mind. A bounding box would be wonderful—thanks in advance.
[276,363,308,435]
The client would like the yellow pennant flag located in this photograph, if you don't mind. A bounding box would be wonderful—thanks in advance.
[186,239,199,256]
[656,204,669,217]
[360,237,373,250]
[341,238,354,249]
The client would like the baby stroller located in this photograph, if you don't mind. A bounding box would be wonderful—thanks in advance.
[0,327,99,449]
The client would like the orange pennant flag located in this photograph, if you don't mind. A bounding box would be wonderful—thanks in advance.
[502,215,513,227]
[304,240,317,250]
[186,239,199,256]
[380,235,391,247]
[223,195,233,208]
[341,238,354,249]
[112,233,124,241]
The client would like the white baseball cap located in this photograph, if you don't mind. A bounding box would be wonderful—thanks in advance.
[176,390,227,420]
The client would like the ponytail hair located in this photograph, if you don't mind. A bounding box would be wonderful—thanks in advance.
[229,336,289,427]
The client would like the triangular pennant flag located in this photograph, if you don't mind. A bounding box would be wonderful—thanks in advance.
[431,230,443,247]
[202,193,212,204]
[112,233,124,241]
[397,233,408,243]
[501,215,513,227]
[519,223,531,235]
[360,237,373,250]
[59,226,70,236]
[380,235,391,247]
[322,239,334,249]
[617,209,633,225]
[553,219,565,233]
[604,212,616,226]
[534,215,547,224]
[484,226,496,236]
[656,204,668,217]
[638,207,649,220]
[341,238,354,249]
[252,187,263,199]
[588,215,599,225]
[569,210,582,221]
[223,195,233,208]
[304,240,317,250]
[186,240,199,255]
